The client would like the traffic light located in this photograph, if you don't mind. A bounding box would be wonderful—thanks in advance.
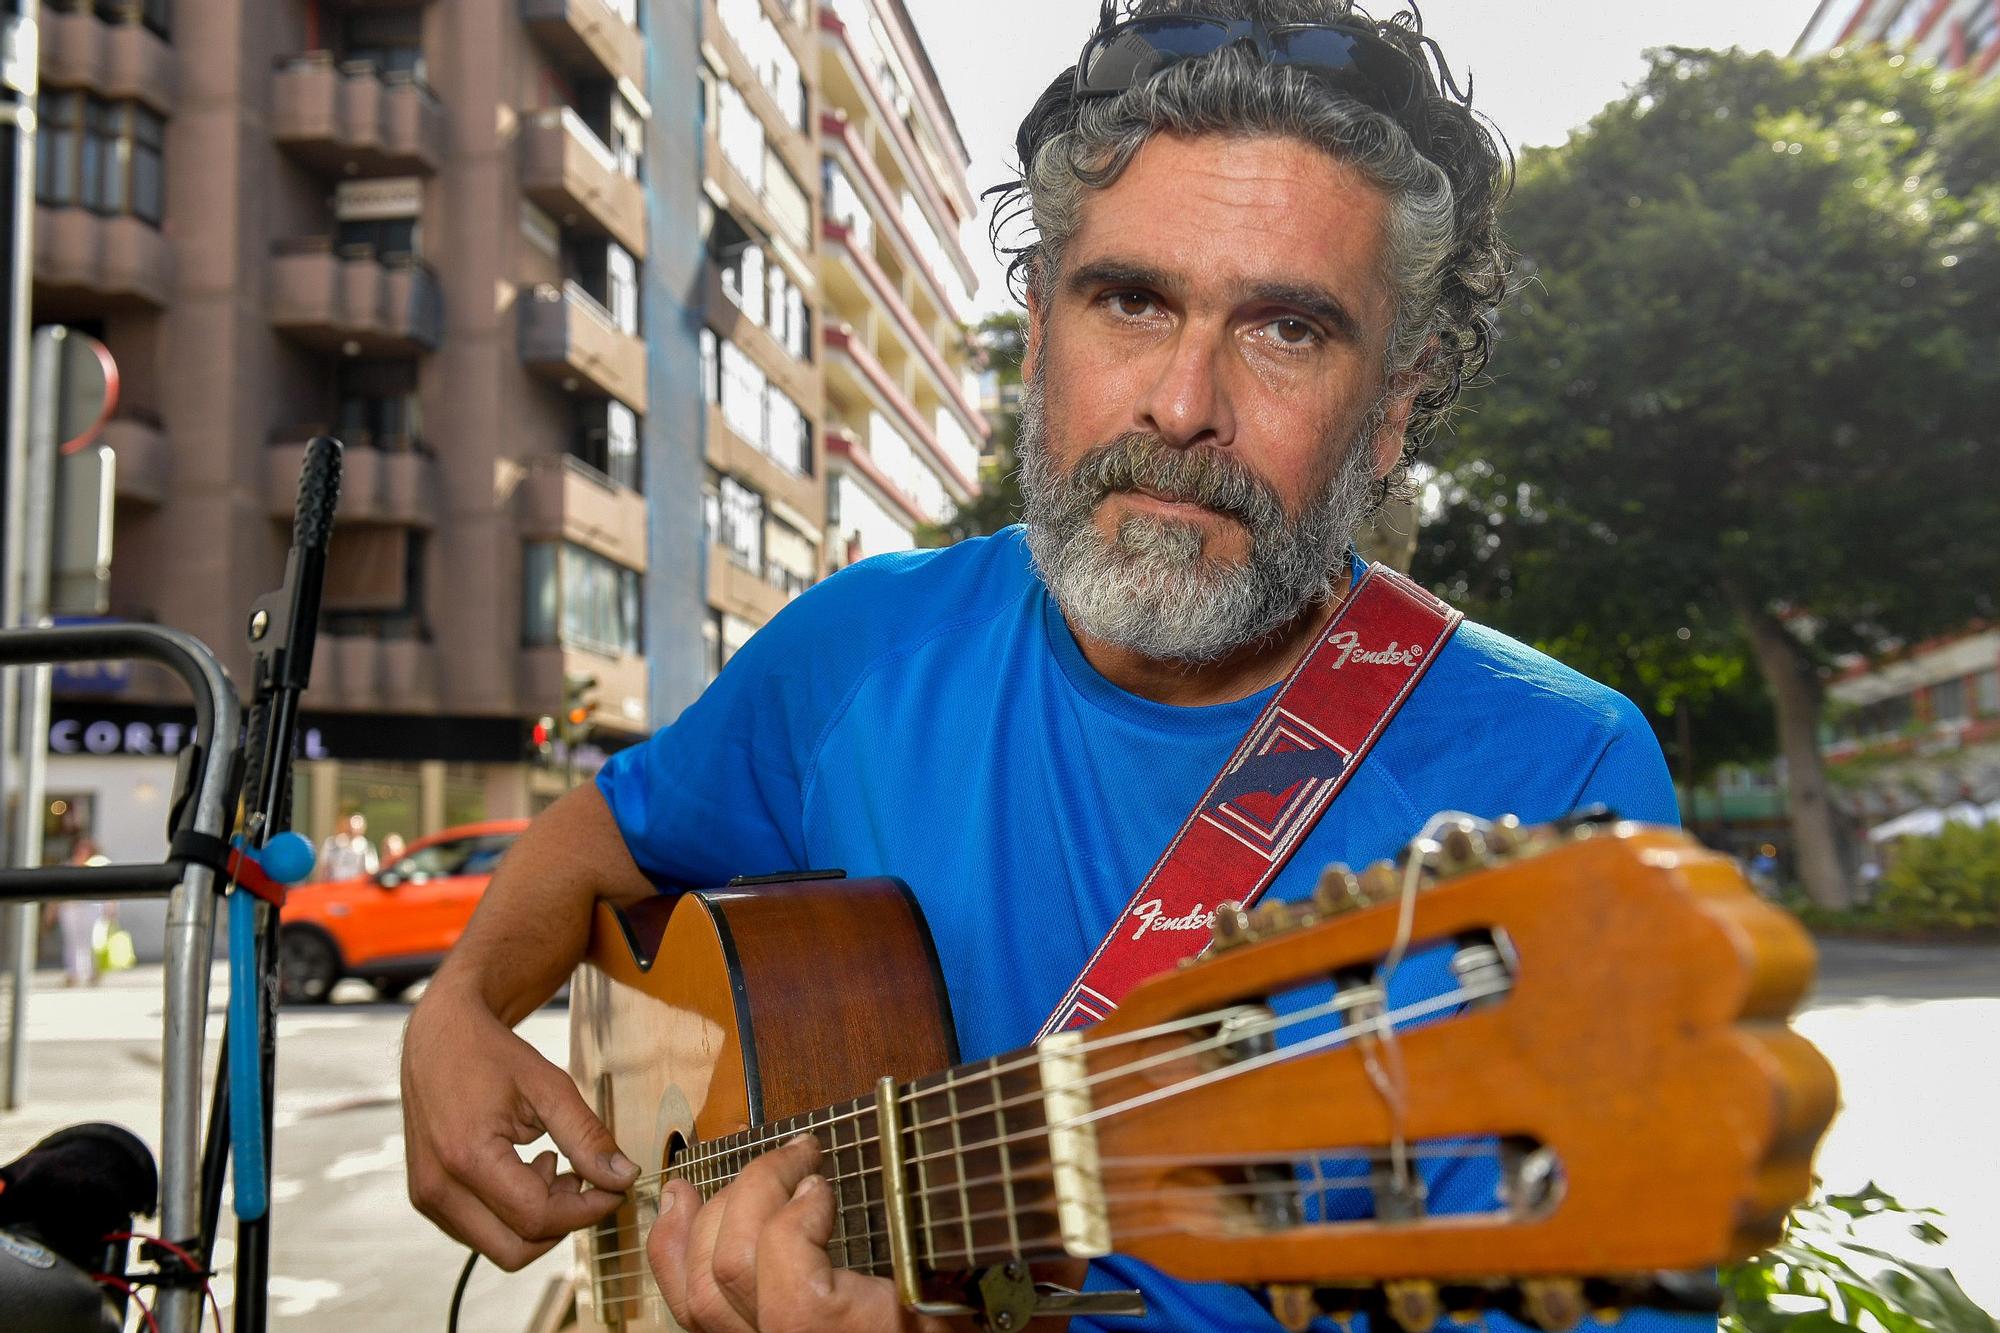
[531,715,555,754]
[561,673,599,744]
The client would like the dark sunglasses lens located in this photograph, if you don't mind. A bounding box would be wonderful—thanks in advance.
[1274,27,1418,109]
[1082,19,1232,92]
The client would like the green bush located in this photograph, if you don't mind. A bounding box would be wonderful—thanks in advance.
[1868,823,2000,930]
[1723,1184,1999,1332]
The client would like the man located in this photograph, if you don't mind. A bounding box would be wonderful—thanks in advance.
[402,2,1701,1329]
[316,810,380,882]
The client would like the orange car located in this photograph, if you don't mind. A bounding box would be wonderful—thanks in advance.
[278,819,528,1002]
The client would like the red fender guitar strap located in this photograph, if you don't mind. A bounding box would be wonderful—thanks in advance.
[1038,563,1461,1038]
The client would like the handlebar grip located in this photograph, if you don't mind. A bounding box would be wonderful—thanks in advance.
[294,436,345,553]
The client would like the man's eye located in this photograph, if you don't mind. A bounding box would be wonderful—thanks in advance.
[1107,291,1156,318]
[1259,317,1320,347]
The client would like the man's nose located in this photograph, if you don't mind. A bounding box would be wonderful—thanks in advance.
[1136,326,1235,449]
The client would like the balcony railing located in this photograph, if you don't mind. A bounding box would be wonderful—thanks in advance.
[269,239,444,354]
[272,53,448,176]
[521,108,647,257]
[520,0,645,86]
[519,282,648,413]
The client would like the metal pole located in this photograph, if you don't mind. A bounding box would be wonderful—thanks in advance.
[1,329,55,1108]
[0,0,40,1113]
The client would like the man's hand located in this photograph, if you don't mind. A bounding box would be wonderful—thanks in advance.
[402,979,639,1270]
[648,1134,959,1333]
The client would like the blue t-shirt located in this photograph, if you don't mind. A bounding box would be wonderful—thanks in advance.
[598,528,1705,1333]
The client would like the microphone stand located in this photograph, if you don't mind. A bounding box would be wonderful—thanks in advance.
[193,437,341,1333]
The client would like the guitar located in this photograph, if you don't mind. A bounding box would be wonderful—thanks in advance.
[566,816,1837,1332]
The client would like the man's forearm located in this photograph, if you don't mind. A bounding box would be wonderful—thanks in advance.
[429,782,656,1026]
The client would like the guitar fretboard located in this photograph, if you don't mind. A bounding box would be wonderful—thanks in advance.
[669,1051,1070,1278]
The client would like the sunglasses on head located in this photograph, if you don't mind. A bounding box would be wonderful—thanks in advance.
[1074,15,1430,147]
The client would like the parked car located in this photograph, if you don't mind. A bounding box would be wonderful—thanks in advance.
[278,819,528,1003]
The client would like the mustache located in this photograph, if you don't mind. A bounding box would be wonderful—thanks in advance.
[1066,434,1287,528]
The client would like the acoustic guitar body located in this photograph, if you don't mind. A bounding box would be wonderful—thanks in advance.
[568,876,958,1333]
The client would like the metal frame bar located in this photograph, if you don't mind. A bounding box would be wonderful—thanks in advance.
[0,621,240,1333]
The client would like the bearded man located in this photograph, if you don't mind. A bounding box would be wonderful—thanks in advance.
[402,2,1701,1329]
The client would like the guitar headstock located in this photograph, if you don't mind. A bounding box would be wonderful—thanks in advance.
[1066,815,1836,1331]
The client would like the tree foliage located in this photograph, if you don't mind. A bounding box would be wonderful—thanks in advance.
[1421,47,2000,903]
[922,313,1028,545]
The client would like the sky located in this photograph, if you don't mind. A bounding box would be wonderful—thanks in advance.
[900,0,1829,316]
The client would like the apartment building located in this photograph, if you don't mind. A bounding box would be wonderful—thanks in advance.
[31,0,693,857]
[814,0,987,575]
[1796,0,2000,76]
[696,0,828,677]
[1824,629,2000,816]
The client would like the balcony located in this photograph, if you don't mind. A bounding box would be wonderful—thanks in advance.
[312,634,441,713]
[519,281,648,413]
[272,55,448,177]
[515,454,649,572]
[266,440,439,529]
[702,0,815,189]
[706,545,791,626]
[33,207,172,313]
[702,264,817,411]
[520,108,647,257]
[703,401,821,523]
[269,241,443,355]
[823,326,974,500]
[522,644,649,734]
[821,218,985,439]
[104,414,170,505]
[39,1,177,113]
[521,0,645,87]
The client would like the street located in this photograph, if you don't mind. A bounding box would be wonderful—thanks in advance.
[2,939,1996,1331]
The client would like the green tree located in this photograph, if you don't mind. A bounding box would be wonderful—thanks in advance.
[922,312,1027,544]
[1422,47,2000,908]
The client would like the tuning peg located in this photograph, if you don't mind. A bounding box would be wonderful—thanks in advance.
[1518,1278,1588,1331]
[1312,865,1366,915]
[1210,902,1253,949]
[1437,821,1487,876]
[1266,1284,1315,1331]
[1251,898,1299,933]
[1359,860,1402,904]
[1381,1279,1443,1332]
[1487,814,1524,854]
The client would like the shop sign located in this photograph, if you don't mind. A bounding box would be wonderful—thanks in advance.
[51,716,327,759]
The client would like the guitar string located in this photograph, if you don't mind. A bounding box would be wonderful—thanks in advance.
[624,982,1386,1194]
[631,999,1273,1183]
[584,1142,1503,1271]
[624,975,1488,1210]
[586,979,1496,1271]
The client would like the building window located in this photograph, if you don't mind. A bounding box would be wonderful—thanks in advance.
[36,93,165,226]
[324,529,428,639]
[1931,676,1967,724]
[339,215,419,258]
[1976,669,2000,718]
[88,0,170,39]
[705,475,765,573]
[574,399,642,492]
[607,244,639,336]
[708,337,812,477]
[336,359,421,450]
[522,542,644,656]
[341,10,425,79]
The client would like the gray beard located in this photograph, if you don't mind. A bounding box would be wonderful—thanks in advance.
[1018,363,1382,666]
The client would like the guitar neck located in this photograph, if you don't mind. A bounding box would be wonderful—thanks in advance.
[666,1049,1076,1278]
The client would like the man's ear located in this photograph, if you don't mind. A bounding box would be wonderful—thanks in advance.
[1370,351,1433,478]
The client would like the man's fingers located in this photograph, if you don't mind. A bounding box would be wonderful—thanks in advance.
[523,1061,638,1192]
[450,1137,626,1241]
[706,1134,824,1324]
[649,1179,705,1331]
[757,1175,907,1332]
[417,1176,562,1273]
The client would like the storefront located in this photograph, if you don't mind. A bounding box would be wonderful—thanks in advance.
[40,700,626,960]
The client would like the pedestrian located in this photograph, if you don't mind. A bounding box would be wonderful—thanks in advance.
[51,835,111,987]
[316,811,380,881]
